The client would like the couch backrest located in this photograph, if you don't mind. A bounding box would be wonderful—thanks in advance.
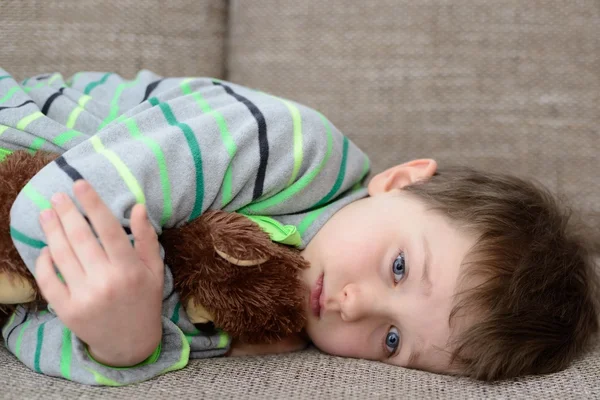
[228,0,600,226]
[1,0,598,226]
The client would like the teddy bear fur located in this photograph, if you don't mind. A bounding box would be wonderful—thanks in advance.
[0,150,307,344]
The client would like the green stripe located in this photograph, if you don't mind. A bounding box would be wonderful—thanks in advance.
[23,82,45,93]
[2,312,16,342]
[65,94,91,129]
[34,322,46,373]
[23,183,52,210]
[15,319,32,360]
[171,302,181,324]
[10,226,47,248]
[84,72,111,95]
[158,326,190,375]
[52,130,83,147]
[97,76,141,130]
[218,331,229,348]
[90,136,146,205]
[282,99,304,187]
[181,79,237,206]
[125,118,172,226]
[0,124,9,136]
[298,206,328,237]
[47,74,62,86]
[239,112,333,214]
[60,328,72,380]
[0,75,11,82]
[16,111,44,130]
[0,147,12,162]
[28,137,46,155]
[0,86,21,104]
[149,97,204,220]
[313,136,349,208]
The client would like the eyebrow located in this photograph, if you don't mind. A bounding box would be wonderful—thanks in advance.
[420,235,433,297]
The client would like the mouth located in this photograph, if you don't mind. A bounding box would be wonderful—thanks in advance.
[310,273,324,318]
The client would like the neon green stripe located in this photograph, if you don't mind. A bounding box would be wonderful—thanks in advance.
[67,72,81,88]
[0,87,21,104]
[84,367,122,386]
[181,79,237,206]
[28,137,46,155]
[0,125,9,136]
[84,72,111,95]
[298,206,328,237]
[23,82,45,93]
[239,112,333,214]
[60,328,72,380]
[313,136,348,208]
[47,74,61,86]
[52,130,83,147]
[218,331,229,348]
[282,99,304,186]
[149,97,204,220]
[15,319,32,360]
[33,322,46,373]
[2,312,16,341]
[98,76,141,130]
[159,327,190,375]
[23,183,52,210]
[10,226,47,248]
[17,111,44,130]
[0,147,12,162]
[65,95,91,128]
[89,136,146,204]
[125,118,172,225]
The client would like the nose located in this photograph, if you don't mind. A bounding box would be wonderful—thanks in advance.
[326,283,379,322]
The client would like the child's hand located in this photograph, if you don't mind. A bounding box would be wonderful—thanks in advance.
[35,180,164,367]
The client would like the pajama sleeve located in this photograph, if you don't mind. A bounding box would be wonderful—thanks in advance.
[2,69,370,385]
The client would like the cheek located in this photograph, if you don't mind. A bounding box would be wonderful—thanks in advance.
[307,322,372,359]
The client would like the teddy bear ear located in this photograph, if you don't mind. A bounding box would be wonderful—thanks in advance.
[213,246,270,266]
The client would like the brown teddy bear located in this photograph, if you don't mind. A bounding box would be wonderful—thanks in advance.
[0,150,308,345]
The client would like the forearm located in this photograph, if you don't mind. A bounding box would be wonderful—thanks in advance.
[86,325,162,367]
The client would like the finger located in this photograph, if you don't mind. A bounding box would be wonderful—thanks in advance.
[50,190,108,271]
[35,247,70,311]
[72,180,133,264]
[131,204,163,275]
[39,208,85,285]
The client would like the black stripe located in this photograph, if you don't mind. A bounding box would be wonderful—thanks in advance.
[41,88,65,115]
[55,156,132,236]
[5,310,28,343]
[36,74,52,81]
[55,155,84,181]
[212,81,269,200]
[142,79,164,103]
[0,100,35,112]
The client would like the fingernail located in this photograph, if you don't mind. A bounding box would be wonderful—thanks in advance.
[74,180,89,194]
[40,209,55,223]
[51,193,66,206]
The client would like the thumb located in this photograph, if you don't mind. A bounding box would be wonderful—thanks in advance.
[130,204,164,275]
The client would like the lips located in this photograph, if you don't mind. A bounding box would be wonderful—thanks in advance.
[310,273,324,318]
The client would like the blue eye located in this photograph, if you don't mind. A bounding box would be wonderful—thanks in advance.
[385,327,401,355]
[392,252,406,283]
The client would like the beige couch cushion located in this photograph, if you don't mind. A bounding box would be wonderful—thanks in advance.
[227,0,600,228]
[0,0,228,81]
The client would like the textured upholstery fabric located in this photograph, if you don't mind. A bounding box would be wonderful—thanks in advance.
[0,0,228,80]
[228,0,600,228]
[1,0,599,398]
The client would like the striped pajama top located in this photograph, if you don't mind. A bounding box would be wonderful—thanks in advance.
[0,69,370,385]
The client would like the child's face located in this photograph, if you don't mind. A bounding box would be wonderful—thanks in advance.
[300,161,476,374]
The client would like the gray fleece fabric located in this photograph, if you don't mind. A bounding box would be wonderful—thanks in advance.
[0,69,370,385]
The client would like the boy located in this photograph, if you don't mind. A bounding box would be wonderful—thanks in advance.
[1,70,598,385]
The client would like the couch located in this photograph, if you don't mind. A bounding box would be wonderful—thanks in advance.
[1,0,599,398]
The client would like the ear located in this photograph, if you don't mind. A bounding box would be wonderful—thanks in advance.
[367,159,437,196]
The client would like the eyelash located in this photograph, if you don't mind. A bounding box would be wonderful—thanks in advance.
[384,251,407,357]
